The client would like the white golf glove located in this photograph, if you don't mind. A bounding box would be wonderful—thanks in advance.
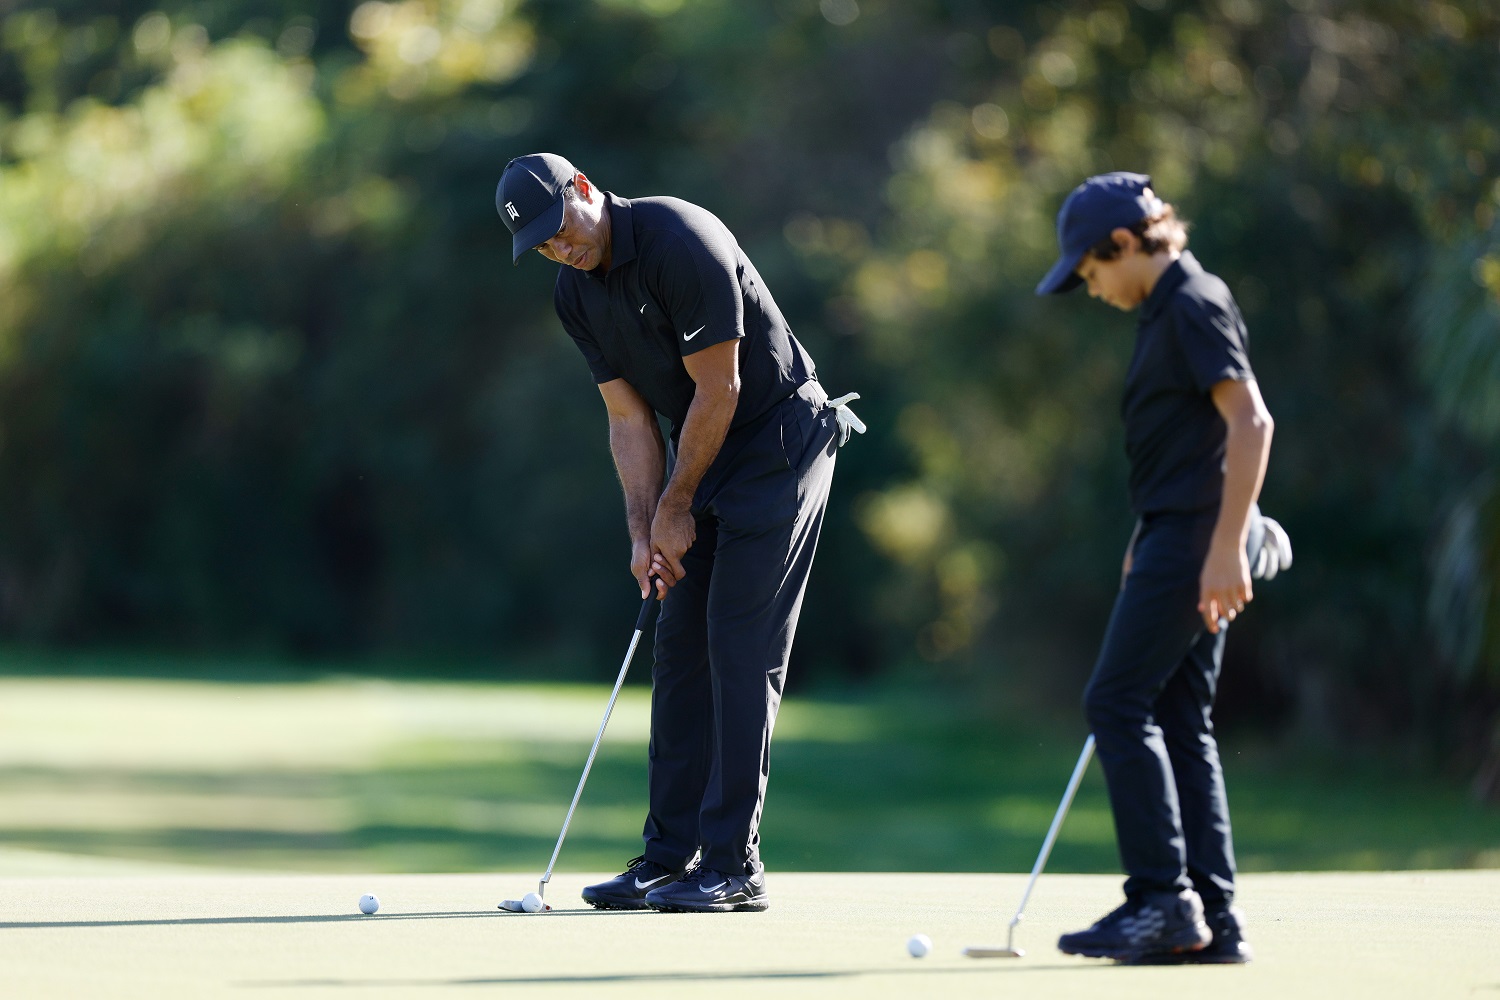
[1252,516,1293,581]
[827,392,867,447]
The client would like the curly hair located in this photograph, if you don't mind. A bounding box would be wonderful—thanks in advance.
[1085,204,1190,261]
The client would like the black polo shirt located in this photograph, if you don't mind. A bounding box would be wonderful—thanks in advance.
[553,192,817,440]
[1122,251,1255,515]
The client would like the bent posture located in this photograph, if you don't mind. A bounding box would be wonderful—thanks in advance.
[496,153,862,913]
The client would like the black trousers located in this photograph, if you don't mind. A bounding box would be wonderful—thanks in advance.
[642,382,838,875]
[1083,507,1266,906]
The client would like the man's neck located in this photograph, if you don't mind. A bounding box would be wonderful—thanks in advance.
[596,197,614,273]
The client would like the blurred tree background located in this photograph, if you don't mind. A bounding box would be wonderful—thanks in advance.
[0,0,1497,794]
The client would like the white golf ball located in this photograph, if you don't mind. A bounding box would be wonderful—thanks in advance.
[521,892,544,913]
[358,894,380,915]
[907,933,932,958]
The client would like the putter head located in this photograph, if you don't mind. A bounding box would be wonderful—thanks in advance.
[962,945,1025,959]
[497,898,554,913]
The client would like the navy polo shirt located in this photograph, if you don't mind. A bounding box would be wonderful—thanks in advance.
[1122,251,1255,515]
[552,192,817,440]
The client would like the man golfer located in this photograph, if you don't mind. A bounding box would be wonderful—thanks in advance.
[1037,172,1291,963]
[495,153,862,912]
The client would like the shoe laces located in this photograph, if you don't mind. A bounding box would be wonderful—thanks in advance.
[623,855,668,878]
[677,863,719,885]
[1095,898,1143,929]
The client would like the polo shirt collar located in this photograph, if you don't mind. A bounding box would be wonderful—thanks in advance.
[1139,251,1201,323]
[596,191,637,275]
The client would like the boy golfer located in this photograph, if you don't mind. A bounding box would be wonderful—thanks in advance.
[1037,172,1290,964]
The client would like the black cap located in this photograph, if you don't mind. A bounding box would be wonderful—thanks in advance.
[1036,172,1164,295]
[496,153,578,264]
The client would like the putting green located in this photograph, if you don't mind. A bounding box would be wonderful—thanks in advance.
[1,870,1493,998]
[2,675,1495,876]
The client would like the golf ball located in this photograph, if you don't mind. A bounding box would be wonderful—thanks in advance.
[521,892,544,913]
[907,933,932,958]
[358,894,380,915]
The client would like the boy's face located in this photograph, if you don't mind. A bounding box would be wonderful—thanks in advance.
[1075,251,1148,311]
[1073,227,1166,311]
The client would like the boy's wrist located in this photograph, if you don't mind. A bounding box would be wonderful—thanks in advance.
[1209,526,1247,554]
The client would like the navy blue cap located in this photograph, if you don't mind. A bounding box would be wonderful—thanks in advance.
[1036,172,1164,295]
[496,153,578,264]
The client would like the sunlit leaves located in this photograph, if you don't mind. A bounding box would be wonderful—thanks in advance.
[346,0,535,99]
[0,39,323,283]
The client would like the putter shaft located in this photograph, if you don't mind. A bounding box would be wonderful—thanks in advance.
[535,595,658,900]
[966,733,1096,959]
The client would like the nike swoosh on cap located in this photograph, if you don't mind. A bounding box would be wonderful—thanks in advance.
[683,324,706,341]
[698,881,728,893]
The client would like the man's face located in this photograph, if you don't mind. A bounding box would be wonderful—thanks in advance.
[535,179,609,271]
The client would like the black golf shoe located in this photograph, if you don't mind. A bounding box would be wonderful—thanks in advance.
[1057,888,1211,962]
[1126,904,1253,965]
[644,864,769,913]
[581,856,685,910]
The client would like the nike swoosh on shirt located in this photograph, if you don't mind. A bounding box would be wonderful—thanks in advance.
[698,881,728,893]
[683,325,706,341]
[633,874,673,890]
[639,303,647,314]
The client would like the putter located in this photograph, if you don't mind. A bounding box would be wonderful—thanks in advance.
[964,734,1096,958]
[500,592,660,913]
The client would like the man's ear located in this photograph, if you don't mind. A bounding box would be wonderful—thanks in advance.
[574,172,596,203]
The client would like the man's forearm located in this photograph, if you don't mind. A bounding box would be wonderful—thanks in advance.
[609,413,667,542]
[659,382,738,511]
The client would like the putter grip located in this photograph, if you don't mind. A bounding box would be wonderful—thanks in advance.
[635,594,659,631]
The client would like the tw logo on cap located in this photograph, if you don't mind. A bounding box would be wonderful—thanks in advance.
[496,152,579,264]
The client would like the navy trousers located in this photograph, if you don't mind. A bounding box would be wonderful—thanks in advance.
[642,382,838,875]
[1083,508,1266,906]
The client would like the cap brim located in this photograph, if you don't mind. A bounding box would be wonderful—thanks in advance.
[510,196,566,264]
[1036,252,1085,295]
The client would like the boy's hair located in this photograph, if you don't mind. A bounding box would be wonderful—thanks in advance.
[1085,205,1190,261]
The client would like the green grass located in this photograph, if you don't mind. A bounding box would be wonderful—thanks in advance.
[0,670,1493,874]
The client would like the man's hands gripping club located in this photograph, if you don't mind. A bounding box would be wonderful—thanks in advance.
[600,340,741,600]
[629,501,695,601]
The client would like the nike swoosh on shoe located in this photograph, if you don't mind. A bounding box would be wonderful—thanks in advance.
[633,874,673,890]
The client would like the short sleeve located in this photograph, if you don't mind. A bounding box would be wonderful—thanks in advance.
[554,277,619,385]
[1172,292,1254,392]
[646,228,744,358]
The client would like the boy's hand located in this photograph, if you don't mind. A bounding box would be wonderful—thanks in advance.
[1198,541,1252,634]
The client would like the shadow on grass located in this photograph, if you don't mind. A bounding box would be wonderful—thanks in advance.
[0,909,654,930]
[238,964,1105,988]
